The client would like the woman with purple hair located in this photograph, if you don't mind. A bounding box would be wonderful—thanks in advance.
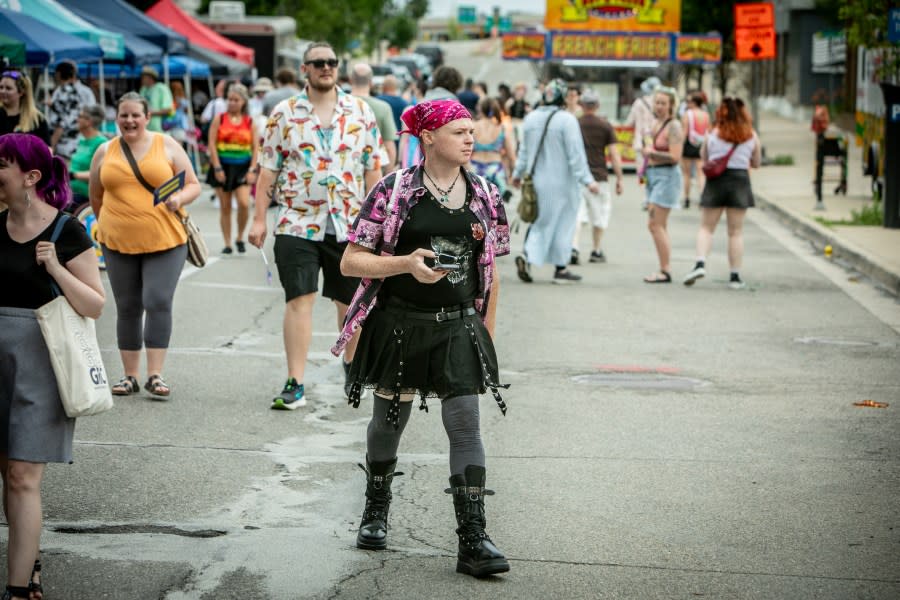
[334,99,511,578]
[0,133,105,600]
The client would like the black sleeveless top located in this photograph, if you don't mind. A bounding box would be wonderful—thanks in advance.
[380,187,483,309]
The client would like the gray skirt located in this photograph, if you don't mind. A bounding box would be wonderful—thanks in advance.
[0,307,76,464]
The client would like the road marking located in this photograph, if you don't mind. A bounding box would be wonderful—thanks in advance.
[187,282,280,292]
[750,209,900,334]
[179,256,221,281]
[100,348,338,360]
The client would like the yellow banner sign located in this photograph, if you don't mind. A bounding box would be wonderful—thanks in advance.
[545,0,681,33]
[674,35,722,64]
[550,33,672,61]
[502,33,547,60]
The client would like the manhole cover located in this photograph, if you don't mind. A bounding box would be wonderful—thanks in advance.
[571,373,709,390]
[794,337,883,347]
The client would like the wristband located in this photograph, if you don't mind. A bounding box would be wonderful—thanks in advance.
[214,166,223,172]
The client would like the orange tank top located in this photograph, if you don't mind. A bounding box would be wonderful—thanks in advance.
[96,134,187,253]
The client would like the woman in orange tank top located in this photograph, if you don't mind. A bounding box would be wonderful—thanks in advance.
[88,92,201,399]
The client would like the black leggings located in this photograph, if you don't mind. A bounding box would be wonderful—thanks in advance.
[102,244,187,350]
[367,394,485,476]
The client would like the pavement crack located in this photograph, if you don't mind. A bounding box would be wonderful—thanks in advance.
[325,556,392,600]
[75,440,269,454]
[511,556,900,584]
[216,301,279,351]
[52,524,227,538]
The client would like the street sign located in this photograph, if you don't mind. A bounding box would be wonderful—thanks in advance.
[735,27,776,61]
[811,30,846,74]
[891,103,900,123]
[458,5,476,25]
[734,2,774,29]
[890,8,900,43]
[734,2,775,62]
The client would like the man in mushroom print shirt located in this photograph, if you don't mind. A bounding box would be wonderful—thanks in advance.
[249,41,383,411]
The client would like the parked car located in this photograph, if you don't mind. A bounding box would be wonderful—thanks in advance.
[388,64,413,88]
[370,64,393,92]
[387,56,423,82]
[414,43,444,68]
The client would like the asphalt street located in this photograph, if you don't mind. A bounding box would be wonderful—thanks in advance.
[2,41,898,600]
[1,166,897,599]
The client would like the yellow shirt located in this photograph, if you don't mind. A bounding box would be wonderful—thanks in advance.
[97,134,187,253]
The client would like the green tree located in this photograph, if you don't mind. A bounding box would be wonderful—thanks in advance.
[211,0,429,56]
[680,0,736,94]
[838,0,898,79]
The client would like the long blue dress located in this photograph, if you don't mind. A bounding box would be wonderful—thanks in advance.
[513,106,593,267]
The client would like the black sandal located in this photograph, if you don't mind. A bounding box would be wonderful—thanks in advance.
[2,585,31,600]
[29,559,41,600]
[144,374,171,398]
[515,255,532,283]
[643,271,672,284]
[111,376,139,396]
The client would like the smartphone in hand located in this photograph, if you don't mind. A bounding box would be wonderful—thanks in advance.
[432,263,461,271]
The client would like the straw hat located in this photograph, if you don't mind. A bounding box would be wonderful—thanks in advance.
[141,66,160,80]
[252,77,274,93]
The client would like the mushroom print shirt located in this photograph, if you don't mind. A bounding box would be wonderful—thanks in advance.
[260,87,384,242]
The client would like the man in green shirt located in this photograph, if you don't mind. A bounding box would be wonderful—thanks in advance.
[139,66,174,133]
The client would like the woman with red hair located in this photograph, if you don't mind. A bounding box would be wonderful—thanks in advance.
[683,96,762,289]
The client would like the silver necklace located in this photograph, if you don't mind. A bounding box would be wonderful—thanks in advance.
[423,168,461,203]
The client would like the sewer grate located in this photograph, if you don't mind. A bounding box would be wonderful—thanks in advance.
[571,373,709,390]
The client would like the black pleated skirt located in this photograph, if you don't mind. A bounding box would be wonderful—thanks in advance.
[348,298,502,401]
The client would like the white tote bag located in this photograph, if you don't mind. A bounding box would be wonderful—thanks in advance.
[34,215,113,418]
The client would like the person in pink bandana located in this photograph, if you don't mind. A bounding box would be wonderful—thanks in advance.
[333,98,511,578]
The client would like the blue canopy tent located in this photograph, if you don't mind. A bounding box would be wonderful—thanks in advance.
[77,55,211,80]
[62,0,187,84]
[0,0,125,61]
[68,7,163,66]
[0,8,103,65]
[62,0,187,55]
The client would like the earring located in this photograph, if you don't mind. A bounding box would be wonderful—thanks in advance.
[25,189,32,208]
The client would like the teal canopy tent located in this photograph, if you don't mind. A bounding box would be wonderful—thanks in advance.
[0,0,125,61]
[0,33,26,66]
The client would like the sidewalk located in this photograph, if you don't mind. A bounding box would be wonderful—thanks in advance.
[752,112,900,296]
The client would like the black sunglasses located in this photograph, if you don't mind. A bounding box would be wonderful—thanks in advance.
[305,58,339,69]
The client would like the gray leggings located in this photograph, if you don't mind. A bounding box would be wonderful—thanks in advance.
[102,244,187,350]
[367,394,485,476]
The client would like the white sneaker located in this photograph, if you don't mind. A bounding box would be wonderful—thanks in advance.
[683,266,706,286]
[728,279,746,290]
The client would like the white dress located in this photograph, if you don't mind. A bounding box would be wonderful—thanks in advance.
[513,107,593,267]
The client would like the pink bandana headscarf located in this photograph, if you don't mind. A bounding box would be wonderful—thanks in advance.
[400,99,471,138]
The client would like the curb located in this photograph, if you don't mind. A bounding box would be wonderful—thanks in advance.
[755,194,900,297]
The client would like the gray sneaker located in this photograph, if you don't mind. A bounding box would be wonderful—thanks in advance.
[683,266,706,286]
[589,251,606,263]
[271,378,306,410]
[552,269,582,284]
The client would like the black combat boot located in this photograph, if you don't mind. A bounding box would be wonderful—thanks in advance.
[447,465,510,577]
[356,457,402,550]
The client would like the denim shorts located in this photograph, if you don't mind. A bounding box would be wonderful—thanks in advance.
[645,165,682,209]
